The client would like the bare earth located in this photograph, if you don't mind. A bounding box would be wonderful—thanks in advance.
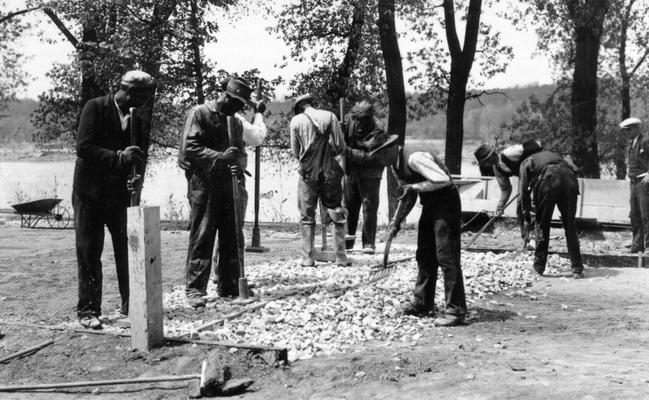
[1,221,649,399]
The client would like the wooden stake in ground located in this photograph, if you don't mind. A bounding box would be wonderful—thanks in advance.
[127,206,164,351]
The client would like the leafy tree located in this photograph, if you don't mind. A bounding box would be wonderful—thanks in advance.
[0,3,32,110]
[404,0,513,174]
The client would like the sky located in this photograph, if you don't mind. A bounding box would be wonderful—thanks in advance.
[13,3,555,100]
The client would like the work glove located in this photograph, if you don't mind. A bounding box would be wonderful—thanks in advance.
[493,208,504,218]
[388,221,401,235]
[345,147,369,163]
[254,100,266,114]
[119,146,143,167]
[642,175,649,185]
[398,184,417,201]
[127,174,143,193]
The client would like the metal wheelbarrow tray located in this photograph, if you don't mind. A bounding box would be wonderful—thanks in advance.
[9,198,71,229]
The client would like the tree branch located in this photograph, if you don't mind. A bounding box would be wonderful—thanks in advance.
[465,90,508,105]
[443,0,462,57]
[0,6,42,24]
[42,8,79,48]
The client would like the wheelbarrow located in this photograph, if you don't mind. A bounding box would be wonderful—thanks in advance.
[7,198,71,229]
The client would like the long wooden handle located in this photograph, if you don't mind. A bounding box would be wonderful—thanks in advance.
[0,375,200,391]
[227,116,244,278]
[465,193,520,249]
[129,107,137,207]
[0,339,54,364]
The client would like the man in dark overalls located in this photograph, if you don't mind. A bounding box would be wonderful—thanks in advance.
[390,144,467,327]
[518,149,584,278]
[73,70,154,329]
[343,101,398,254]
[621,118,649,253]
[178,77,265,308]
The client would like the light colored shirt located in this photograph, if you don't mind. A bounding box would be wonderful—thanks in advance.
[237,112,267,147]
[407,151,451,192]
[113,98,130,132]
[290,106,345,161]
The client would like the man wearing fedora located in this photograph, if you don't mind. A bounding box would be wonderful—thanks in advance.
[290,94,350,267]
[389,142,467,326]
[474,140,543,248]
[518,147,584,278]
[178,76,266,308]
[342,100,398,254]
[622,118,649,253]
[74,70,155,329]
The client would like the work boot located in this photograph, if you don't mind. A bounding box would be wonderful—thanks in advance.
[572,272,584,279]
[187,296,206,309]
[79,315,103,330]
[362,245,376,255]
[333,222,351,266]
[401,301,435,318]
[434,314,465,327]
[300,224,315,267]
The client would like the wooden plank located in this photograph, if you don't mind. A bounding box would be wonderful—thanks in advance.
[127,206,164,351]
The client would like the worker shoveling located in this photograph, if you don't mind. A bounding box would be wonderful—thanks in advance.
[0,350,253,398]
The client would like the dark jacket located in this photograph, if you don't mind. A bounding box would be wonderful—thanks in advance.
[177,100,245,178]
[73,95,149,204]
[627,134,649,179]
[344,115,397,179]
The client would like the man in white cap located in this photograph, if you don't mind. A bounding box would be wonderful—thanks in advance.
[290,94,350,267]
[74,70,155,329]
[178,76,266,308]
[622,117,649,253]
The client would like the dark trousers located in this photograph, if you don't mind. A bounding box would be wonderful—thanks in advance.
[73,192,129,318]
[532,165,583,273]
[414,187,467,316]
[630,180,649,251]
[185,174,244,297]
[345,176,381,248]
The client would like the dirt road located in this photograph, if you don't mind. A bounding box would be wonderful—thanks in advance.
[1,223,648,399]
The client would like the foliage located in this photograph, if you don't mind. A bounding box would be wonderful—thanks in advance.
[0,2,30,110]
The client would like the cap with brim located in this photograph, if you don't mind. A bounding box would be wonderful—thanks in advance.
[620,117,642,129]
[121,70,154,89]
[225,78,254,106]
[474,144,495,163]
[293,94,313,114]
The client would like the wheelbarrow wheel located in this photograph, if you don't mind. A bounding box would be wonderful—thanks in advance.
[47,205,71,229]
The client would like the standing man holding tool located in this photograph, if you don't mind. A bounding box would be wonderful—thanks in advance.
[178,76,266,308]
[290,94,350,267]
[474,140,543,248]
[73,70,155,329]
[622,118,649,258]
[518,148,584,278]
[343,100,398,254]
[389,143,467,327]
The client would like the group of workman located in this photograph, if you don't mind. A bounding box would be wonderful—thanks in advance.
[71,69,649,330]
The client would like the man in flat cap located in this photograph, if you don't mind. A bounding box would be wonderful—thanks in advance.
[178,76,267,309]
[474,140,543,248]
[342,100,398,254]
[290,94,350,267]
[74,70,155,329]
[622,118,649,254]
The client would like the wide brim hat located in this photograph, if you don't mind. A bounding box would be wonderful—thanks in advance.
[293,94,313,114]
[474,144,495,164]
[225,77,254,106]
[620,117,642,129]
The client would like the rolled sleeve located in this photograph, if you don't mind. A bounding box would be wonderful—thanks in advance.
[407,152,451,192]
[290,118,302,160]
[239,113,267,147]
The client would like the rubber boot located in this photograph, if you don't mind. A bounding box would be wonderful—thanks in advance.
[333,222,351,266]
[300,224,315,267]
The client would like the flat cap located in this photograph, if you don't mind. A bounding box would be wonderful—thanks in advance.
[620,117,642,129]
[121,70,154,89]
[293,94,313,114]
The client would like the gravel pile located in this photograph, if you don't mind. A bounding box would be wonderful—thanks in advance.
[162,247,576,361]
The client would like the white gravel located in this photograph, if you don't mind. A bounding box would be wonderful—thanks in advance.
[162,246,576,361]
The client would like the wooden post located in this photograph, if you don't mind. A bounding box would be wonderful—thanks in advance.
[127,206,164,351]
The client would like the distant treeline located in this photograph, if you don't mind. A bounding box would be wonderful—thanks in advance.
[0,84,555,145]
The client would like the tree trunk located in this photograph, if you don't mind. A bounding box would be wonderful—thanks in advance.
[445,70,468,174]
[377,0,406,219]
[327,0,366,110]
[189,0,205,104]
[567,0,609,179]
[79,22,104,105]
[616,2,631,179]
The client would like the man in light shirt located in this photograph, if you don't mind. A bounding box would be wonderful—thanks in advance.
[474,140,543,248]
[290,94,350,267]
[389,143,467,327]
[178,76,267,308]
[622,117,649,253]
